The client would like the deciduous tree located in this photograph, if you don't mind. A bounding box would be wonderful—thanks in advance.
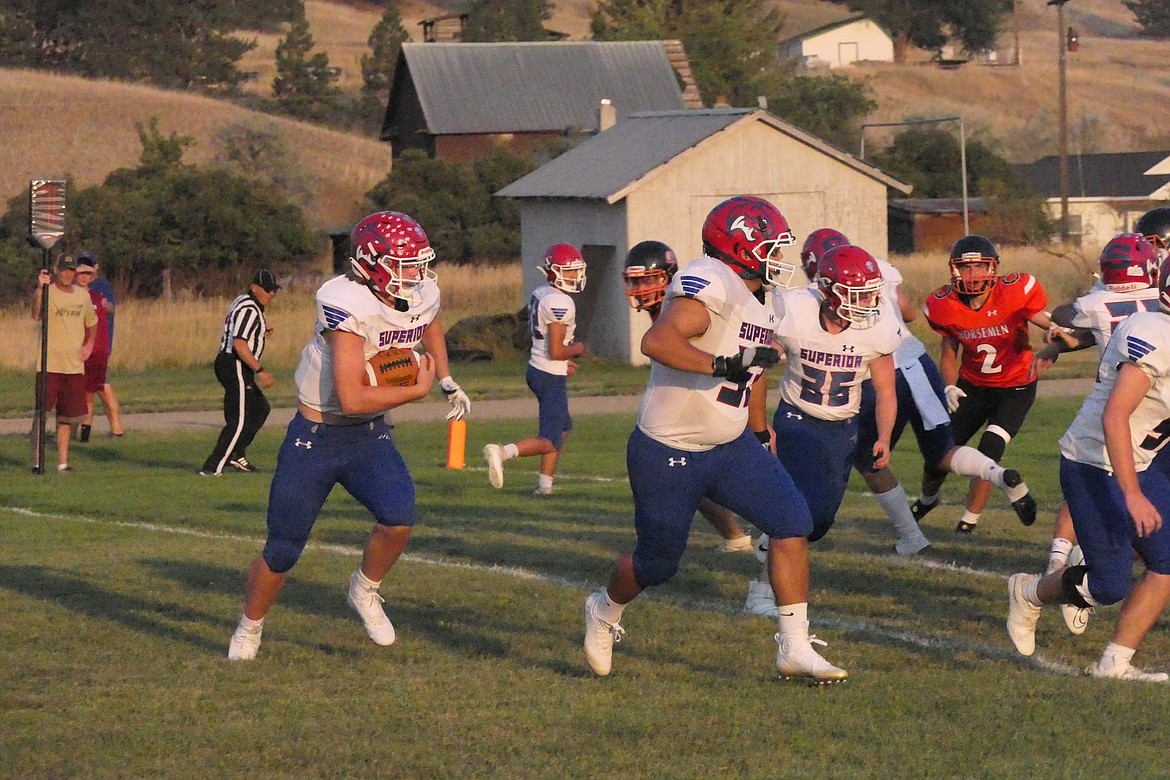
[826,0,1011,62]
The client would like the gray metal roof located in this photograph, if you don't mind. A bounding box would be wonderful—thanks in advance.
[1015,151,1170,199]
[497,108,911,202]
[399,41,685,135]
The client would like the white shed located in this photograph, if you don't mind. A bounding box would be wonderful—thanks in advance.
[497,108,911,365]
[780,15,895,69]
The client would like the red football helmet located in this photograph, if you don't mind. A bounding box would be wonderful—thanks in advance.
[542,243,586,293]
[948,234,999,295]
[1099,233,1159,293]
[623,240,677,312]
[349,211,436,303]
[817,245,884,329]
[701,195,797,288]
[800,228,850,281]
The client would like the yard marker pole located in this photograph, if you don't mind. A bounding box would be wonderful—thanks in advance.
[446,418,466,469]
[28,180,67,475]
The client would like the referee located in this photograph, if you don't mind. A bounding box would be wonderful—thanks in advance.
[200,270,280,476]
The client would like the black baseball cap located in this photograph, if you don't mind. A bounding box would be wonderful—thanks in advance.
[56,255,77,271]
[252,269,282,293]
[78,251,97,267]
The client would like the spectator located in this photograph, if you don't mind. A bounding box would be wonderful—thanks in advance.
[200,270,280,476]
[75,253,124,440]
[31,254,97,472]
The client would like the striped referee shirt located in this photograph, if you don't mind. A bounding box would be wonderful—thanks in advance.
[218,293,267,362]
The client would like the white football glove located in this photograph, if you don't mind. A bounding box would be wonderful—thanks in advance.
[944,384,967,414]
[439,376,471,421]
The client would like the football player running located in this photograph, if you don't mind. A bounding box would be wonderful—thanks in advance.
[584,195,848,683]
[622,240,753,553]
[227,211,472,661]
[744,245,901,614]
[918,235,1051,533]
[1005,253,1170,682]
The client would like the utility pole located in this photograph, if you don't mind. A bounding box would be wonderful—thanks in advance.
[1049,0,1073,241]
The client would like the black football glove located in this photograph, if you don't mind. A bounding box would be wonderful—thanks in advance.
[712,346,780,383]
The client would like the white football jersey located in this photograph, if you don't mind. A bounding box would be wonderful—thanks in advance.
[1059,311,1170,472]
[295,275,440,417]
[528,283,576,376]
[637,256,777,451]
[877,259,928,369]
[773,287,902,421]
[1069,286,1160,372]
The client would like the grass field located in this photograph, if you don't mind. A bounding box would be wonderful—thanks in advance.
[3,396,1169,777]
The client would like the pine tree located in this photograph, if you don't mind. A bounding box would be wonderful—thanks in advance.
[461,0,552,42]
[273,16,339,118]
[1123,0,1170,37]
[361,3,409,97]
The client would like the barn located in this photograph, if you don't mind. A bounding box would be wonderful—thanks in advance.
[497,107,911,365]
[780,15,895,70]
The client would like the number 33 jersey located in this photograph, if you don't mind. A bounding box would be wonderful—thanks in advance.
[1060,311,1170,472]
[772,288,901,420]
[924,274,1047,388]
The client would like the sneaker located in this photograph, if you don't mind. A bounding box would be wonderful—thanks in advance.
[774,629,848,684]
[56,464,72,473]
[1007,573,1041,656]
[483,444,504,489]
[1000,469,1037,526]
[197,469,221,477]
[532,484,553,496]
[955,520,977,533]
[1088,656,1169,683]
[347,570,396,646]
[744,579,779,619]
[753,533,770,565]
[895,529,932,556]
[229,457,257,473]
[910,497,938,522]
[79,424,91,443]
[718,534,754,553]
[1060,545,1092,635]
[228,621,263,661]
[583,590,625,676]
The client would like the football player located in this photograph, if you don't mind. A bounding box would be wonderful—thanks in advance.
[1005,253,1170,682]
[584,195,848,683]
[227,210,472,661]
[622,240,753,553]
[918,235,1053,533]
[484,244,587,496]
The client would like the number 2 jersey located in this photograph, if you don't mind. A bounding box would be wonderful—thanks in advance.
[924,273,1047,388]
[294,275,440,418]
[773,287,902,420]
[1059,311,1170,472]
[637,256,776,451]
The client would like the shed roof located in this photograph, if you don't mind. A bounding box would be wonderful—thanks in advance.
[497,108,911,203]
[392,41,686,136]
[889,197,990,215]
[779,14,877,47]
[1015,151,1170,199]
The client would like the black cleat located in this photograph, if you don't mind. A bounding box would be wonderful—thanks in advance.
[910,498,938,523]
[1001,469,1037,526]
[79,424,91,443]
[955,520,977,533]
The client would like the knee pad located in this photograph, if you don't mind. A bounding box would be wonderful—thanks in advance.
[263,537,306,574]
[632,554,680,589]
[976,425,1010,462]
[1059,564,1095,609]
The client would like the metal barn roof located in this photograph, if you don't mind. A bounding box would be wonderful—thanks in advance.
[1015,151,1170,199]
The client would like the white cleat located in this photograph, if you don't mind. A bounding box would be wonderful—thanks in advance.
[483,444,504,489]
[718,534,754,553]
[532,484,553,496]
[1088,656,1169,683]
[774,629,848,684]
[895,530,932,556]
[583,590,625,676]
[753,534,769,565]
[744,579,779,619]
[1006,573,1041,656]
[1060,545,1092,635]
[347,570,396,646]
[228,621,262,661]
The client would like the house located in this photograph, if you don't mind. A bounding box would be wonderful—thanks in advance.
[1015,151,1170,247]
[380,41,702,162]
[497,108,911,365]
[780,15,895,69]
[888,198,992,254]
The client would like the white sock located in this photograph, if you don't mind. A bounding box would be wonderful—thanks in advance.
[502,443,520,460]
[354,568,381,589]
[777,602,808,636]
[1047,538,1074,573]
[1022,575,1043,607]
[875,484,921,540]
[959,510,980,527]
[598,591,625,622]
[239,615,264,632]
[1101,642,1136,666]
[917,492,939,507]
[537,473,553,491]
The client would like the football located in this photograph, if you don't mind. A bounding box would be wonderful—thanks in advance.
[363,347,420,387]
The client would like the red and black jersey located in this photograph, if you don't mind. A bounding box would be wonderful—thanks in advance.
[924,273,1047,388]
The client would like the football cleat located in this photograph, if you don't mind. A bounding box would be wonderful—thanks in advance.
[1060,545,1092,635]
[718,534,754,553]
[774,629,848,684]
[744,579,779,619]
[483,444,504,489]
[347,570,396,646]
[955,520,978,533]
[1088,656,1169,683]
[228,620,263,661]
[910,497,938,522]
[583,590,625,676]
[532,484,553,496]
[999,469,1036,526]
[895,530,932,556]
[1006,573,1041,656]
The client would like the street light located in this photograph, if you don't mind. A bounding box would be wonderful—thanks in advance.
[1048,0,1074,241]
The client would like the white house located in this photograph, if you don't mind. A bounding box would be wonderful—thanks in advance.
[780,15,895,69]
[497,108,910,365]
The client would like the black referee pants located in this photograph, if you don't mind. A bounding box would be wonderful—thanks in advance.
[202,352,271,474]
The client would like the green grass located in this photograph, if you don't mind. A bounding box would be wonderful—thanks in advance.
[2,399,1168,777]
